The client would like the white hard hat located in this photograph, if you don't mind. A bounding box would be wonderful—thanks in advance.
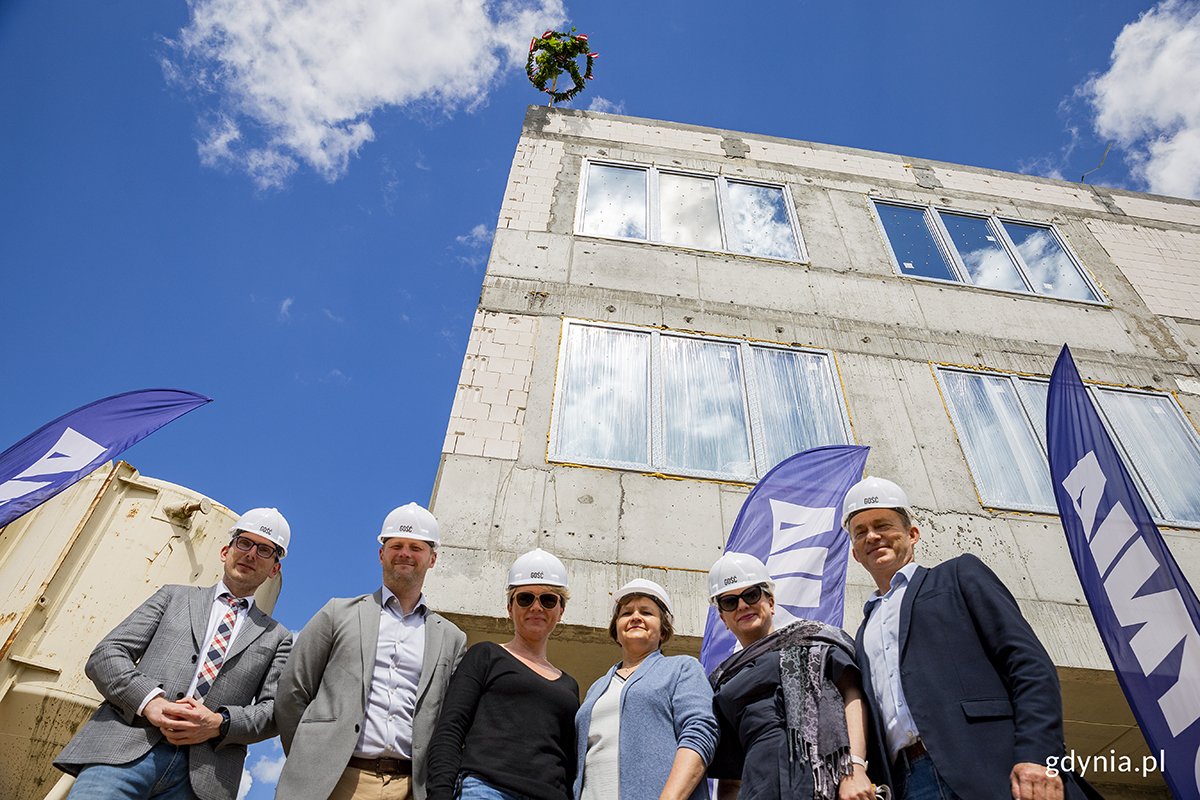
[507,548,569,589]
[379,502,440,546]
[613,578,674,617]
[707,551,774,602]
[841,476,911,531]
[231,508,291,558]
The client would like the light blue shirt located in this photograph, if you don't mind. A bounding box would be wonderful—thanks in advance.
[355,587,427,758]
[862,562,921,761]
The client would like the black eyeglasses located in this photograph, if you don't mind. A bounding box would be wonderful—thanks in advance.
[716,585,767,613]
[514,592,561,609]
[232,535,280,560]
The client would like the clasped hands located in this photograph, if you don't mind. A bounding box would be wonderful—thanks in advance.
[143,696,223,745]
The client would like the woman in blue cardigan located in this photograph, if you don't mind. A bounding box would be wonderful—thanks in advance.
[573,579,718,800]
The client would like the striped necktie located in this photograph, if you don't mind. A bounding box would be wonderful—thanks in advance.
[194,594,249,700]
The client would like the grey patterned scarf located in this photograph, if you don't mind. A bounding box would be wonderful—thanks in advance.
[709,620,856,800]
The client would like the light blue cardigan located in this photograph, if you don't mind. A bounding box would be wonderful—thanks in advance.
[573,650,718,800]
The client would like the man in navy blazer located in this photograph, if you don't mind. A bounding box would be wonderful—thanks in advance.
[843,476,1086,800]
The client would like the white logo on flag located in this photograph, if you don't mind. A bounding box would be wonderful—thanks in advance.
[765,499,837,614]
[0,428,106,507]
[1063,451,1200,738]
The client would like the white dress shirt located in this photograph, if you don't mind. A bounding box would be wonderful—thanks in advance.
[354,586,427,759]
[137,581,256,714]
[862,561,921,761]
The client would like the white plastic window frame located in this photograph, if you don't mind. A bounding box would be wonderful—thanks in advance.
[548,318,852,482]
[575,159,809,263]
[935,366,1200,528]
[871,199,1106,305]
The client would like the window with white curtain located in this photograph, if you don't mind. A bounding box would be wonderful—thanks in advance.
[578,161,806,261]
[938,367,1200,527]
[873,201,1102,303]
[551,320,851,481]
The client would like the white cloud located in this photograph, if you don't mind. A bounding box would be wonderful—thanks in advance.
[249,751,286,785]
[456,223,493,248]
[237,770,253,800]
[278,297,294,321]
[1084,0,1200,198]
[166,0,565,189]
[587,96,625,115]
[322,308,345,323]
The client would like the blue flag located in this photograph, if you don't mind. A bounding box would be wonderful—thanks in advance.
[0,389,211,528]
[1047,345,1200,797]
[700,444,869,673]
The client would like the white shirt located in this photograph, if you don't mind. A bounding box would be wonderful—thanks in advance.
[354,587,427,759]
[581,674,623,800]
[862,562,921,761]
[137,581,255,714]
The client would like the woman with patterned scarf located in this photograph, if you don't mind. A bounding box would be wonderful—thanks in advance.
[706,552,879,800]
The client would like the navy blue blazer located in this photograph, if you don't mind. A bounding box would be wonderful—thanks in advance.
[854,554,1087,799]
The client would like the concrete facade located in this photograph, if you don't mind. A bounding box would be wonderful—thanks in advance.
[425,107,1200,796]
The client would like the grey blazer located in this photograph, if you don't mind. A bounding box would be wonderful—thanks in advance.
[274,590,467,800]
[54,583,292,800]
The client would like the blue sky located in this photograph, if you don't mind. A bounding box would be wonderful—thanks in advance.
[3,1,1198,796]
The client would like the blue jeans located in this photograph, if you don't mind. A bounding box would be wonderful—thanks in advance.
[456,775,530,800]
[902,753,960,800]
[67,741,196,800]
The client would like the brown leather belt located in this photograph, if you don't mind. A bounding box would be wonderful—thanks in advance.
[898,739,928,763]
[348,756,413,775]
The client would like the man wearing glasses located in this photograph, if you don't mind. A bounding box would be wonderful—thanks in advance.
[55,507,294,800]
[276,502,466,800]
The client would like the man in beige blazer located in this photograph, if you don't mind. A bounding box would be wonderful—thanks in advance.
[275,503,466,800]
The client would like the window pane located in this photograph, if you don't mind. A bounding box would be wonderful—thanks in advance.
[1003,221,1098,302]
[1018,379,1049,445]
[753,348,848,471]
[874,203,957,281]
[1094,390,1200,524]
[581,164,646,239]
[939,212,1027,292]
[940,371,1055,508]
[555,326,649,465]
[659,173,722,250]
[726,182,800,260]
[660,337,753,477]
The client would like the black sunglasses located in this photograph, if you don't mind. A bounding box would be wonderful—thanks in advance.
[716,585,767,613]
[514,591,561,609]
[232,535,281,560]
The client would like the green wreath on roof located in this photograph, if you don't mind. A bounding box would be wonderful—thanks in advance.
[526,29,597,105]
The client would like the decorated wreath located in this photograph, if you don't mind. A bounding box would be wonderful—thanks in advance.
[526,29,597,105]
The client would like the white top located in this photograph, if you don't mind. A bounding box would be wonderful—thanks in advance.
[355,587,427,759]
[138,581,255,714]
[581,673,624,800]
[862,561,922,760]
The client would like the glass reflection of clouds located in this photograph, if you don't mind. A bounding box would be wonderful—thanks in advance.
[875,203,957,281]
[660,337,753,477]
[659,173,722,250]
[581,164,647,239]
[726,182,800,260]
[1003,222,1098,302]
[555,326,649,465]
[939,213,1026,292]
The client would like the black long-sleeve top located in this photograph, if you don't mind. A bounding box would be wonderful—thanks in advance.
[426,641,580,800]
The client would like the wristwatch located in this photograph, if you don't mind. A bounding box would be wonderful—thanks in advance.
[218,708,231,740]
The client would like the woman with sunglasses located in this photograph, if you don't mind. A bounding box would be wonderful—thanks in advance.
[427,549,580,800]
[572,579,717,800]
[706,552,877,800]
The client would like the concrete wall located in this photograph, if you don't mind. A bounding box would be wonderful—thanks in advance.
[426,107,1200,796]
